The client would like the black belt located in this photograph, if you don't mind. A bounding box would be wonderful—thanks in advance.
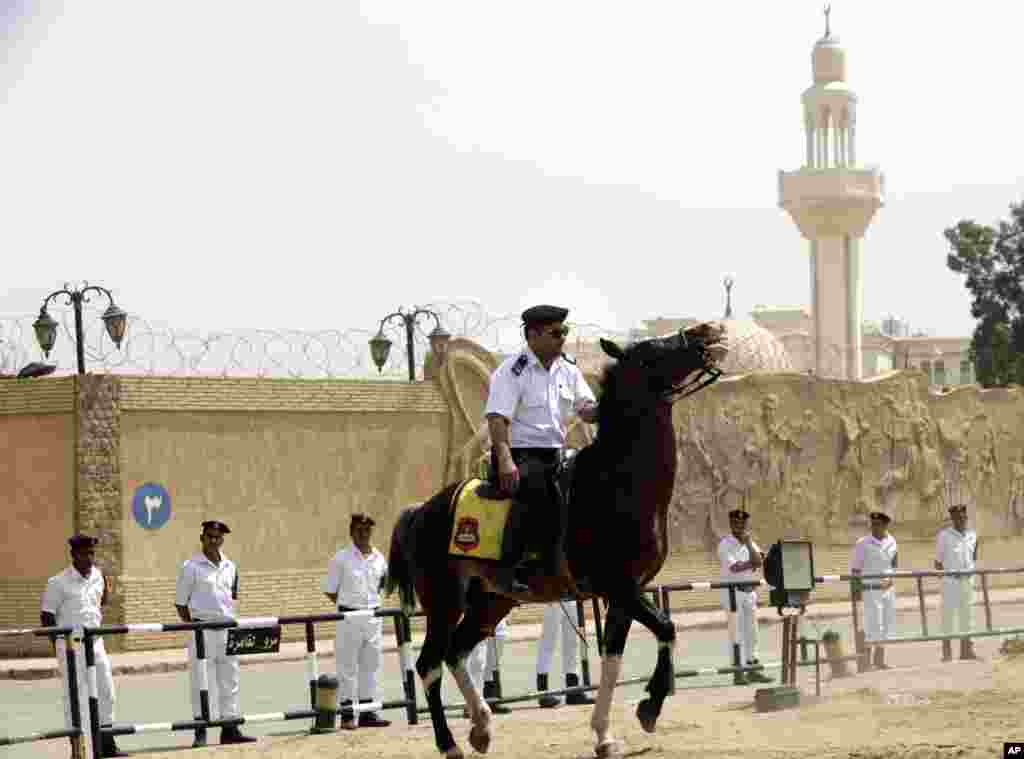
[337,605,375,613]
[861,584,889,590]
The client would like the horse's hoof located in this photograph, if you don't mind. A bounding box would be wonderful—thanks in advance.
[635,698,659,733]
[595,739,622,759]
[468,724,492,754]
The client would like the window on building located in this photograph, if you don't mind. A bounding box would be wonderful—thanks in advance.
[934,360,946,386]
[960,359,973,385]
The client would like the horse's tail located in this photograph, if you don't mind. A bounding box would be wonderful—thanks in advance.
[386,506,419,618]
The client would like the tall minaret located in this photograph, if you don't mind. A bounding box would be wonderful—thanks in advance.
[778,7,884,380]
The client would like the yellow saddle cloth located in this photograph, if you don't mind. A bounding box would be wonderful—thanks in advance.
[448,478,513,561]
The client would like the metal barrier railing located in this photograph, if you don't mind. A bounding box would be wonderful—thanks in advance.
[0,625,85,757]
[80,609,417,759]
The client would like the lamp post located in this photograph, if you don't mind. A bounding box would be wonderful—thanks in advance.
[368,306,450,382]
[723,274,735,319]
[32,283,128,375]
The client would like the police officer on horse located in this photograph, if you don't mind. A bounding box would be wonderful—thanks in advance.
[484,305,599,592]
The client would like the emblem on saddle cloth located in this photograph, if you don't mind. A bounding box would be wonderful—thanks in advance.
[448,478,513,561]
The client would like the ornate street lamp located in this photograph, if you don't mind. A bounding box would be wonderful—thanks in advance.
[368,306,450,382]
[32,283,128,375]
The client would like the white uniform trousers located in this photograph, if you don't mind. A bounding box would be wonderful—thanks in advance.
[57,634,114,758]
[941,578,975,636]
[335,614,383,705]
[466,637,502,693]
[187,628,241,719]
[721,589,760,665]
[861,588,896,644]
[536,601,580,676]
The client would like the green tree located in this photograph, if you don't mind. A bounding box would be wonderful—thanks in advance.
[945,203,1024,387]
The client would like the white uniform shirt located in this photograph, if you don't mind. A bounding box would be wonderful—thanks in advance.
[41,566,105,628]
[484,349,596,449]
[935,527,978,576]
[322,544,388,610]
[175,553,239,620]
[850,534,898,585]
[718,535,761,585]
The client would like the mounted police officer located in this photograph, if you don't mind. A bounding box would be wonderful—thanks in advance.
[484,304,598,591]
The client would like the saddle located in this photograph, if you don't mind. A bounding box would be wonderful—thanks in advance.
[448,450,581,594]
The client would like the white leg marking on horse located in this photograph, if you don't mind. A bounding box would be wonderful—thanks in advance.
[422,667,443,690]
[449,659,491,727]
[591,655,622,753]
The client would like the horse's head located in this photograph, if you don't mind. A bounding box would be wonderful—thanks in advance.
[599,321,729,405]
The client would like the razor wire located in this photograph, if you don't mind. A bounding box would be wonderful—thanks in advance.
[0,299,636,380]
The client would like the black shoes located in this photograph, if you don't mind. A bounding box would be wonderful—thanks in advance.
[483,680,511,714]
[100,734,127,757]
[537,673,560,708]
[357,700,391,727]
[220,725,257,744]
[564,673,595,705]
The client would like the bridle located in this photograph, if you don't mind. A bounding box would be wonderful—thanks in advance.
[661,329,724,402]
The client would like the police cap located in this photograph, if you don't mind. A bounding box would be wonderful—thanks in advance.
[68,533,98,549]
[728,509,750,521]
[521,305,569,327]
[201,520,231,534]
[350,513,376,528]
[869,511,892,523]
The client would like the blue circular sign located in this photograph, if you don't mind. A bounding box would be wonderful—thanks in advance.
[132,483,171,530]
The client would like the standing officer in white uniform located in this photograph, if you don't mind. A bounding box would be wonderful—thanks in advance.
[41,533,126,758]
[322,513,390,729]
[484,304,598,591]
[850,510,898,670]
[935,503,980,661]
[535,600,595,707]
[464,619,510,716]
[175,520,256,747]
[717,509,772,685]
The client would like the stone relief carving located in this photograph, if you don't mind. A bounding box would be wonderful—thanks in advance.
[435,339,1024,551]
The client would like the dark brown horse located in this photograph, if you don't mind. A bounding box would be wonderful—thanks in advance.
[386,322,729,758]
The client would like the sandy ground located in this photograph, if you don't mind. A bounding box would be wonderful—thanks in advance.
[157,644,1024,759]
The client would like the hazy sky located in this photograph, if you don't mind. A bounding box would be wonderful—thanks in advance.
[2,1,1022,341]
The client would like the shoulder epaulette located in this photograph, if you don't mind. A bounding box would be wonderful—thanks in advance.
[511,353,529,376]
[561,352,577,365]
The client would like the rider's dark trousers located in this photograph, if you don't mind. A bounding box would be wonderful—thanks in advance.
[490,447,563,571]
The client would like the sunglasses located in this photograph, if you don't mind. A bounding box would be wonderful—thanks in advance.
[543,327,570,339]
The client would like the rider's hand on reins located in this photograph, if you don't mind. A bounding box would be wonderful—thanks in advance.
[498,460,520,494]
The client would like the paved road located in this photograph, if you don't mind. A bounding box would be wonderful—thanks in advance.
[4,603,1023,758]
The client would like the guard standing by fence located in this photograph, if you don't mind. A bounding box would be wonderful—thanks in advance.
[851,510,898,670]
[321,512,391,729]
[175,520,257,747]
[935,503,981,661]
[717,510,772,685]
[40,534,125,758]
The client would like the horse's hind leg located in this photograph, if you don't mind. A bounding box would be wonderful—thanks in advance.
[590,600,632,759]
[625,592,676,734]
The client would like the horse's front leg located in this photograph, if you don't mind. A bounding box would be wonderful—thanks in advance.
[446,620,492,755]
[590,601,632,759]
[417,612,462,758]
[626,593,676,733]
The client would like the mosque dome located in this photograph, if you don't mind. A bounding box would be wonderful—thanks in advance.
[717,318,795,375]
